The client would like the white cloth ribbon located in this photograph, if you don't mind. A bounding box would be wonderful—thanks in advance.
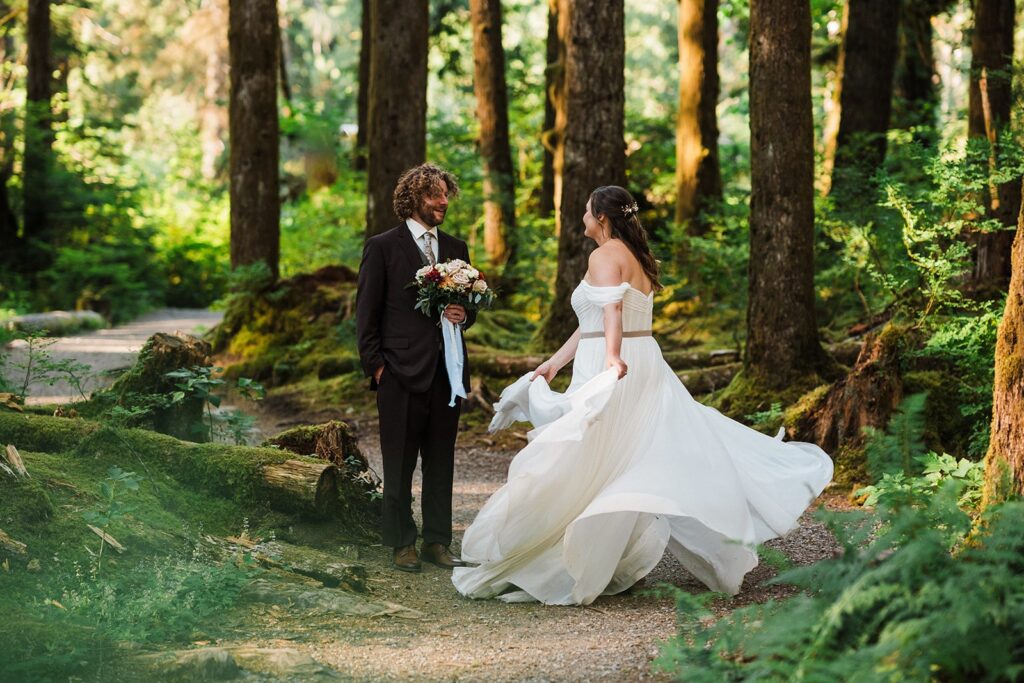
[441,312,466,407]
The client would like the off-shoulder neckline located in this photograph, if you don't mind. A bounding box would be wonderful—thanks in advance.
[580,279,654,298]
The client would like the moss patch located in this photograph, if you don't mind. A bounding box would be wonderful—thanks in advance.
[711,369,827,421]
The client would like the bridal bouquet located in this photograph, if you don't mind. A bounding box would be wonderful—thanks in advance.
[409,258,494,407]
[410,258,496,318]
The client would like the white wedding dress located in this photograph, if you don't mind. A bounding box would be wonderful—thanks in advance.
[452,281,833,605]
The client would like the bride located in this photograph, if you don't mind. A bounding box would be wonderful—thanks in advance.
[452,185,833,605]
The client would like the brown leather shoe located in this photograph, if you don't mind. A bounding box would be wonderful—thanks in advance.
[420,543,466,569]
[392,544,422,573]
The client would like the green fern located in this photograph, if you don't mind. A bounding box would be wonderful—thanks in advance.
[864,392,928,480]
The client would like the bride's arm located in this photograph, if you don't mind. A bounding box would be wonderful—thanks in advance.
[532,328,580,381]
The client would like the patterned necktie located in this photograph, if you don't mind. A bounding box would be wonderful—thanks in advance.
[423,232,437,266]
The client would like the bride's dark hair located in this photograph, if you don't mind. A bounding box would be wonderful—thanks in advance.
[589,185,662,292]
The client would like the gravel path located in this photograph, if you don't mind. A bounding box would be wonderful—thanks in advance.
[2,308,222,404]
[246,406,843,682]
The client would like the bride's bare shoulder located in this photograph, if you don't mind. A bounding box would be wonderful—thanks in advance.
[586,246,625,286]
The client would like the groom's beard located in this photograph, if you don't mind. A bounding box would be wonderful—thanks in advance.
[415,206,446,227]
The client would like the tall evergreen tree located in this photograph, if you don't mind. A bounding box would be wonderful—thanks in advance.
[539,0,560,219]
[968,0,1019,290]
[744,0,827,389]
[540,0,626,346]
[822,0,900,199]
[365,0,427,237]
[0,0,18,254]
[228,0,280,278]
[354,0,370,171]
[22,0,52,270]
[675,0,721,234]
[470,0,515,268]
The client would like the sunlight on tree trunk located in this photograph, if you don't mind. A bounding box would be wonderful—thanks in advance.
[365,0,427,238]
[674,0,721,235]
[0,0,18,253]
[470,0,516,269]
[968,0,1019,291]
[982,179,1024,507]
[229,0,280,279]
[745,0,827,388]
[539,0,560,220]
[821,0,900,199]
[540,0,626,347]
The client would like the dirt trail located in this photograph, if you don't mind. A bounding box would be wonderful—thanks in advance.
[2,308,222,404]
[239,405,842,682]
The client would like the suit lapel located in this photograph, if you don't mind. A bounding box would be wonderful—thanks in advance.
[396,224,428,270]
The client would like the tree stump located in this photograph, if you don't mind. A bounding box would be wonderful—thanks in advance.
[96,332,212,441]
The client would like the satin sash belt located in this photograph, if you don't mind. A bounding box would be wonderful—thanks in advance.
[579,330,652,340]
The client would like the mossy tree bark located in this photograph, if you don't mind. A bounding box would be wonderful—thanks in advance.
[540,0,626,347]
[745,0,828,388]
[470,0,516,269]
[365,0,427,238]
[968,0,1019,291]
[229,0,281,279]
[22,0,53,274]
[675,0,721,235]
[821,0,900,199]
[982,180,1024,507]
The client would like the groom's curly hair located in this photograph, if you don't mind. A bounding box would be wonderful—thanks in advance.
[393,163,460,220]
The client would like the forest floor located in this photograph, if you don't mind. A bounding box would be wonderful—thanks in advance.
[4,310,845,681]
[240,400,846,682]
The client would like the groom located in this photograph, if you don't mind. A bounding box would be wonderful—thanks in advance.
[356,163,474,573]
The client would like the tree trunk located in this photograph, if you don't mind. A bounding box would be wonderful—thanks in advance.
[891,0,949,137]
[354,0,370,171]
[22,0,52,271]
[229,0,280,279]
[822,0,900,199]
[539,0,626,347]
[675,0,721,234]
[539,0,559,218]
[365,0,427,238]
[968,0,1018,290]
[982,180,1024,507]
[745,0,827,388]
[0,1,18,255]
[470,0,516,269]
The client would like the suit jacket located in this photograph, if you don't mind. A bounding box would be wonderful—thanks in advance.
[356,223,476,394]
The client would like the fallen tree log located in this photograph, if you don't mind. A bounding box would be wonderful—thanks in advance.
[0,528,27,555]
[249,540,366,591]
[262,459,339,518]
[677,363,742,396]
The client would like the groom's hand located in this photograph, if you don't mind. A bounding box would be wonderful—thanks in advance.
[443,304,467,325]
[374,365,384,383]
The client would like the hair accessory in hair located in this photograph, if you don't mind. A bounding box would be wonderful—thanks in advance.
[622,201,639,218]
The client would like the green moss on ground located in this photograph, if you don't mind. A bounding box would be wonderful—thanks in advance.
[711,369,828,422]
[0,412,378,680]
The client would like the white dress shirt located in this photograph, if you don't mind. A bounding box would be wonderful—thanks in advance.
[406,218,439,262]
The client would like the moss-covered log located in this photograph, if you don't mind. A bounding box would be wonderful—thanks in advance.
[265,421,380,533]
[262,460,338,517]
[0,412,358,521]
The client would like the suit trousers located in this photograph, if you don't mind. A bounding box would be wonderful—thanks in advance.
[376,357,461,548]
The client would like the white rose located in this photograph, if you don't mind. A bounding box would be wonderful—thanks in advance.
[472,279,488,293]
[452,270,472,286]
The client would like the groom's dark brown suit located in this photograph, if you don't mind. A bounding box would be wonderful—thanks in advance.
[356,223,475,550]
